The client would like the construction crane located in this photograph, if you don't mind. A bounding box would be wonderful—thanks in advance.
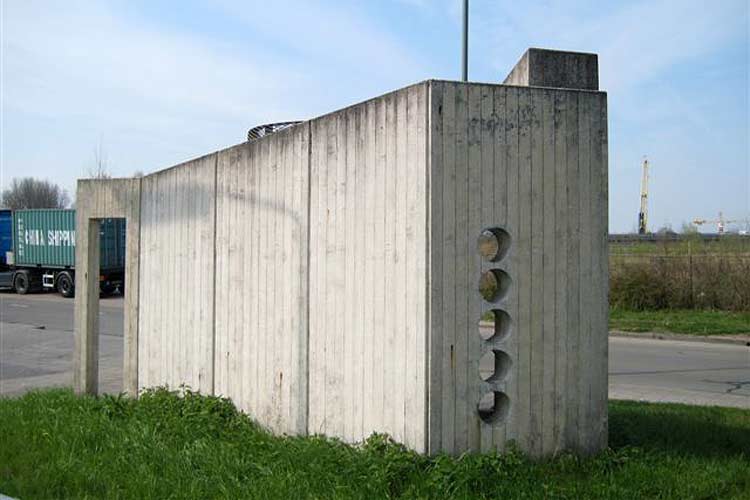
[637,157,650,234]
[692,212,745,235]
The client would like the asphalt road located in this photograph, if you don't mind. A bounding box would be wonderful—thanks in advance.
[1,293,748,409]
[609,336,749,408]
[0,292,124,395]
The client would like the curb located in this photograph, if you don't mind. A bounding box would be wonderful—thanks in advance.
[610,330,750,347]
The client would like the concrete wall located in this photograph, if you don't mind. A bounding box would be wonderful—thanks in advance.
[136,124,311,436]
[426,81,608,456]
[75,50,608,457]
[138,156,216,395]
[214,124,309,435]
[307,83,428,449]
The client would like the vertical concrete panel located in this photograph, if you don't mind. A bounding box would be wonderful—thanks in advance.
[211,124,309,435]
[73,216,100,394]
[478,84,496,452]
[453,83,470,452]
[577,90,593,452]
[516,87,533,452]
[137,174,155,391]
[564,91,581,450]
[530,88,545,457]
[382,93,397,439]
[123,179,142,396]
[343,106,358,442]
[439,82,457,454]
[307,84,430,452]
[412,84,429,451]
[490,85,511,451]
[427,81,444,454]
[137,157,216,395]
[503,86,520,451]
[540,89,557,456]
[553,90,569,453]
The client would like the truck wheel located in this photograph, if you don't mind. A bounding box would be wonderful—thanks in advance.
[100,283,116,296]
[14,272,30,295]
[56,272,75,298]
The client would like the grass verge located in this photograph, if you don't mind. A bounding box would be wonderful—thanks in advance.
[610,307,750,335]
[1,389,749,499]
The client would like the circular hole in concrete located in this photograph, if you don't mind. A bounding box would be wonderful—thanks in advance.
[478,269,511,303]
[478,309,512,341]
[477,391,511,425]
[478,227,511,262]
[479,349,513,382]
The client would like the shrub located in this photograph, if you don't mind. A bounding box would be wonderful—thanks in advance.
[609,255,750,311]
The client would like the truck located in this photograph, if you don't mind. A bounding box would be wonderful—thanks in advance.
[0,209,126,297]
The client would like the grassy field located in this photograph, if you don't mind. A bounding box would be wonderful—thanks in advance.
[1,389,749,499]
[608,235,750,311]
[609,234,750,255]
[610,307,750,335]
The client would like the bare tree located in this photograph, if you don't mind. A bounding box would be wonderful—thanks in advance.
[89,140,111,179]
[680,221,699,234]
[1,178,71,209]
[656,224,675,235]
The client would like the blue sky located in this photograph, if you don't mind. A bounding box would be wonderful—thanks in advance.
[2,0,748,232]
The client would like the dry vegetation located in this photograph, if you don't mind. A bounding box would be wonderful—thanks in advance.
[609,236,750,311]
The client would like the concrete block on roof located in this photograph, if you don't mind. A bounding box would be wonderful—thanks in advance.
[503,48,599,90]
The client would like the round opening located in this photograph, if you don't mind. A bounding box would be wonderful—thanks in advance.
[478,349,513,382]
[478,269,511,303]
[477,227,511,262]
[478,309,512,341]
[477,391,511,425]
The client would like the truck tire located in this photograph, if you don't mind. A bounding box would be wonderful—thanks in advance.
[13,271,30,295]
[56,271,75,298]
[100,283,116,296]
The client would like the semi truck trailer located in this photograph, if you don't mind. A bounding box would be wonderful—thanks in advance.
[0,209,126,297]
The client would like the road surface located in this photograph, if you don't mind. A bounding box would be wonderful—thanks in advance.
[1,293,748,409]
[0,292,124,395]
[609,336,748,408]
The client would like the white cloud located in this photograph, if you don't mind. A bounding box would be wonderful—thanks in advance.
[1,0,431,194]
[478,0,746,92]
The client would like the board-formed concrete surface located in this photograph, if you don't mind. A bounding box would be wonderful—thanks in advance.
[73,48,608,456]
[503,48,599,91]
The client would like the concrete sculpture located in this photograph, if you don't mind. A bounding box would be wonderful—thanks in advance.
[75,48,608,456]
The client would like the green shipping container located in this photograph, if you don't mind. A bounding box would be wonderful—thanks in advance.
[13,209,125,271]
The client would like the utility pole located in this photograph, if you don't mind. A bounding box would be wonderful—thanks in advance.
[461,0,469,81]
[638,157,650,235]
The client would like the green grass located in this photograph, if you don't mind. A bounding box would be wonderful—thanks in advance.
[1,389,749,499]
[610,307,750,335]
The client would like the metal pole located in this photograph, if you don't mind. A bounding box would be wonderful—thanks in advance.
[461,0,468,81]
